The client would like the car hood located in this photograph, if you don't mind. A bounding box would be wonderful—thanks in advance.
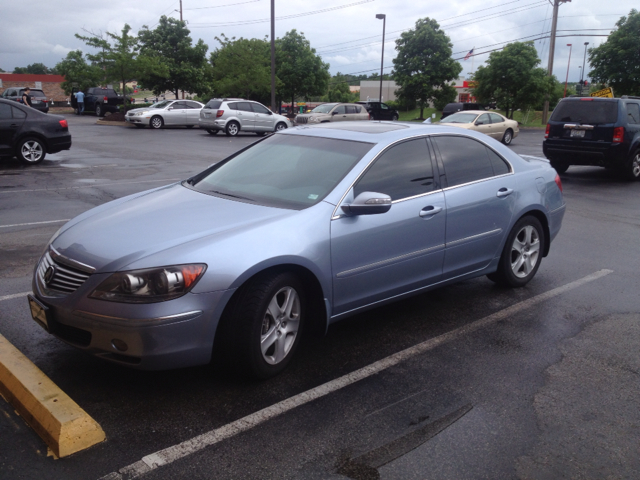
[126,107,160,115]
[437,122,475,129]
[51,184,293,272]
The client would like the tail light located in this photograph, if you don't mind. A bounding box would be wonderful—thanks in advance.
[554,174,563,193]
[103,96,109,103]
[613,126,624,144]
[544,123,550,139]
[59,119,68,128]
[216,110,224,118]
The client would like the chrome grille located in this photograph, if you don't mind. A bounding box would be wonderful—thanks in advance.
[295,116,308,124]
[37,251,92,294]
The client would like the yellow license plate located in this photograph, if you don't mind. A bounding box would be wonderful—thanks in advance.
[28,294,50,332]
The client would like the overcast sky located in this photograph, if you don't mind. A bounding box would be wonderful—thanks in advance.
[0,0,635,83]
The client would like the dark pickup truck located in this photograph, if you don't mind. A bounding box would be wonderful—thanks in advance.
[71,87,130,117]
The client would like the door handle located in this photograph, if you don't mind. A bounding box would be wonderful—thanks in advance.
[496,187,514,198]
[419,206,443,217]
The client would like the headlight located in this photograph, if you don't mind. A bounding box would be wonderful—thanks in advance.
[134,111,148,116]
[308,116,320,123]
[90,264,206,303]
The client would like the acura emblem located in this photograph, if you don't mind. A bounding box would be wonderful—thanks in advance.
[44,265,56,285]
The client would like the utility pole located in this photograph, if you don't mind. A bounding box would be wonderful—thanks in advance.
[542,0,570,124]
[376,14,386,103]
[179,0,183,21]
[270,0,276,112]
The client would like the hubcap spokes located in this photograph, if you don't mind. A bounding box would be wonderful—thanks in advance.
[22,141,42,162]
[510,225,540,278]
[260,287,300,365]
[632,155,640,177]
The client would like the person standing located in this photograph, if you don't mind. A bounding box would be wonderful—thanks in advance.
[21,88,33,107]
[75,90,85,115]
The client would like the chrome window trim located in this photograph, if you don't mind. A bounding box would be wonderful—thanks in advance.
[446,228,502,248]
[441,171,513,192]
[336,243,444,278]
[50,246,96,273]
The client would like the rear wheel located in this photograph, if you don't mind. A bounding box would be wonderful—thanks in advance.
[622,151,640,181]
[225,121,240,137]
[501,129,513,145]
[95,104,104,117]
[487,216,545,288]
[392,114,399,121]
[150,115,164,129]
[206,129,218,135]
[550,161,569,174]
[17,137,46,165]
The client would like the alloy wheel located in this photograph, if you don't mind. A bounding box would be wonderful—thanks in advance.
[510,225,540,278]
[21,140,44,163]
[260,286,300,365]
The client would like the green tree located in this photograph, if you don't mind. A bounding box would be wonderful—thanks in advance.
[323,73,359,103]
[209,35,273,104]
[588,9,640,96]
[138,16,210,99]
[54,50,104,95]
[392,18,462,120]
[13,63,51,74]
[276,30,330,109]
[472,42,555,119]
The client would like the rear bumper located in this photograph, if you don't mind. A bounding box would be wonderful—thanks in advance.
[47,134,72,154]
[198,118,225,130]
[543,141,626,166]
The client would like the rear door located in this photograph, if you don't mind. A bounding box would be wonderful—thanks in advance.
[235,102,255,130]
[473,113,494,138]
[489,113,507,140]
[0,104,26,155]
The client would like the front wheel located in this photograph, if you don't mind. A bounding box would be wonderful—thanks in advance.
[17,137,46,165]
[275,122,287,132]
[501,129,513,145]
[150,115,164,129]
[622,151,640,181]
[222,272,305,379]
[392,114,399,121]
[487,216,545,288]
[225,121,240,137]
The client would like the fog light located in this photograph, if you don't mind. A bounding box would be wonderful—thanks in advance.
[112,339,128,351]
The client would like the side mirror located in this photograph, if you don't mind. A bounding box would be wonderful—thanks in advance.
[332,111,338,115]
[268,111,273,115]
[341,192,392,216]
[167,107,173,110]
[475,121,484,125]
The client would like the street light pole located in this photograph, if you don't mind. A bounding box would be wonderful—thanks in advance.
[563,44,572,98]
[580,42,589,82]
[376,14,386,102]
[270,0,276,112]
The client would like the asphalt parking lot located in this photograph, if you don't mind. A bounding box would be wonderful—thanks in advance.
[1,117,640,479]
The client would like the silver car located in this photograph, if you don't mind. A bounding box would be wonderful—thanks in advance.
[295,103,370,125]
[125,100,204,129]
[28,122,565,379]
[199,98,291,136]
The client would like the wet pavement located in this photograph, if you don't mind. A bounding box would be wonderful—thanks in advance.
[1,119,639,479]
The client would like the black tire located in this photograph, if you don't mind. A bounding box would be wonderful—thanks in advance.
[206,129,218,135]
[274,122,287,132]
[622,150,640,181]
[501,128,514,145]
[219,271,306,379]
[150,115,164,129]
[95,104,104,117]
[550,161,569,174]
[225,121,240,137]
[17,137,46,165]
[392,114,399,121]
[134,124,145,129]
[487,215,545,288]
[186,125,195,129]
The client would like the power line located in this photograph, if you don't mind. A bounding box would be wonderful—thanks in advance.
[185,0,261,10]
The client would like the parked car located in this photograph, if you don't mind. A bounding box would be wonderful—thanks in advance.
[199,98,291,136]
[125,100,204,129]
[28,122,564,379]
[1,88,50,114]
[0,98,70,165]
[71,87,130,117]
[441,102,484,119]
[543,96,640,179]
[356,101,399,121]
[438,111,519,145]
[294,103,369,125]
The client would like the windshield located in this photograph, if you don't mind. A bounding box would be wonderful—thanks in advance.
[440,112,478,124]
[21,90,46,97]
[151,100,172,109]
[189,134,373,209]
[311,104,338,114]
[550,100,618,124]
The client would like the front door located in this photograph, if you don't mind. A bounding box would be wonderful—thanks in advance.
[251,102,275,131]
[331,105,348,122]
[165,101,187,125]
[331,137,446,315]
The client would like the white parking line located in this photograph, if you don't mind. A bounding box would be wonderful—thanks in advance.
[0,292,30,302]
[0,178,180,194]
[99,269,613,480]
[0,219,70,229]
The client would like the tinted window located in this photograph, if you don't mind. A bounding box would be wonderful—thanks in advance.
[550,100,618,124]
[380,103,389,110]
[433,136,495,187]
[237,102,253,112]
[205,100,222,109]
[489,113,504,124]
[334,105,346,114]
[251,103,270,114]
[191,135,373,209]
[486,148,510,175]
[186,101,202,109]
[21,89,45,97]
[227,102,238,110]
[12,107,26,119]
[346,106,358,114]
[626,103,640,124]
[354,138,434,201]
[172,101,187,108]
[0,104,11,119]
[477,113,490,125]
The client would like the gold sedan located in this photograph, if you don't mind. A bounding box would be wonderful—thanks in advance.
[438,110,519,145]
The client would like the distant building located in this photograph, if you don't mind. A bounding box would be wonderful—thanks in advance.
[349,85,360,94]
[359,81,397,102]
[452,77,477,103]
[0,74,67,102]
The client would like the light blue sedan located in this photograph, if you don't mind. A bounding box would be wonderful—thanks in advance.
[29,122,565,378]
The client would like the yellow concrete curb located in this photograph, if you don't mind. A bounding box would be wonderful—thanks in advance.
[0,334,105,457]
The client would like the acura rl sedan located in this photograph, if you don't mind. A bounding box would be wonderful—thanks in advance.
[29,122,565,379]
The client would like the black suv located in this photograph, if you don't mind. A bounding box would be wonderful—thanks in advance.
[543,96,640,180]
[1,88,50,113]
[355,101,399,121]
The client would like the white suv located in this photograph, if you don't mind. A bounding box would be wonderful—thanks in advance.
[199,98,291,136]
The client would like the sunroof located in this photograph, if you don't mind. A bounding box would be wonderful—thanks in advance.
[311,122,409,133]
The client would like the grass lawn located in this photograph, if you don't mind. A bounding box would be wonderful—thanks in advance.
[398,107,550,128]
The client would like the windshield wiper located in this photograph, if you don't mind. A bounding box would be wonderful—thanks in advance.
[209,189,254,202]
